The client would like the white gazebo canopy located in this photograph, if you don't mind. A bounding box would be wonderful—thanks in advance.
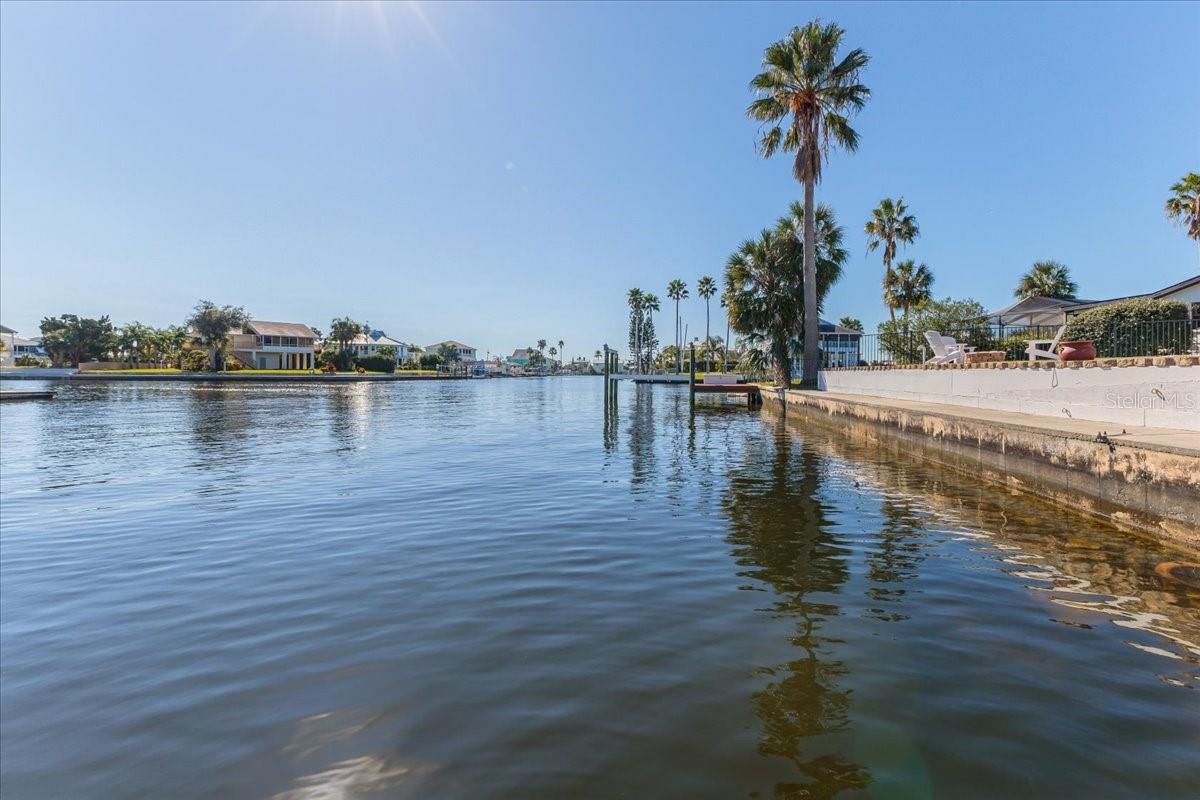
[985,296,1088,327]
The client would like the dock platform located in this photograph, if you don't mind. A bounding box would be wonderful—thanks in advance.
[693,382,763,406]
[0,390,55,401]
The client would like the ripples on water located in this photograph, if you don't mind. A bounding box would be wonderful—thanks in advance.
[1,379,1197,798]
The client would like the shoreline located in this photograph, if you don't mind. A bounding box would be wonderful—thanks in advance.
[0,369,592,383]
[772,389,1200,549]
[0,370,472,382]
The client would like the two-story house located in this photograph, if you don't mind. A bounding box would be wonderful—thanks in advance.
[427,340,477,362]
[229,321,319,370]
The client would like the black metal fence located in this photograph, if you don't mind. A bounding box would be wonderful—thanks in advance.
[817,319,1198,368]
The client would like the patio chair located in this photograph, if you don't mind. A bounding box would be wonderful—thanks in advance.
[1025,326,1065,361]
[923,331,975,364]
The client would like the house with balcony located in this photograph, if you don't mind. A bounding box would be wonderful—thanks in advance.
[348,330,409,365]
[786,319,862,376]
[427,340,477,362]
[229,321,319,370]
[1,325,47,365]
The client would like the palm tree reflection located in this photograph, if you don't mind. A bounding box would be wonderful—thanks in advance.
[724,426,870,797]
[864,498,928,622]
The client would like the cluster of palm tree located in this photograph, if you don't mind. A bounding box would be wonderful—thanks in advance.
[723,203,848,386]
[718,19,868,386]
[528,338,567,371]
[625,290,660,372]
[864,197,933,326]
[627,276,727,374]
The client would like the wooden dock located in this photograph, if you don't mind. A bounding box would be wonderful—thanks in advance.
[692,382,763,406]
[0,389,55,401]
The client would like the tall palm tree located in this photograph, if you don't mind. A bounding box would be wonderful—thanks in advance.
[641,293,661,372]
[557,339,565,369]
[626,288,644,370]
[697,276,717,370]
[888,260,934,324]
[548,346,557,369]
[1015,261,1078,300]
[667,279,689,372]
[749,20,869,386]
[1165,171,1200,245]
[865,197,919,322]
[537,338,547,353]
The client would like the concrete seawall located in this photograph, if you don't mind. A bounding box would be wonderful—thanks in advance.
[775,390,1200,550]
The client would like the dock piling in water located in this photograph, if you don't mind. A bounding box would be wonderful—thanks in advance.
[689,343,696,407]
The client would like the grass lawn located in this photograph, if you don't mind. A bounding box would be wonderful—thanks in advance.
[90,368,183,374]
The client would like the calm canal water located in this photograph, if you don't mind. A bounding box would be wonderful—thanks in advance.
[1,378,1198,798]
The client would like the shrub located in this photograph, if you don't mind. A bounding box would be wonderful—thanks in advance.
[997,329,1044,361]
[320,362,337,374]
[181,349,209,371]
[14,354,45,367]
[353,355,395,374]
[877,297,991,364]
[1063,299,1191,357]
[226,359,244,371]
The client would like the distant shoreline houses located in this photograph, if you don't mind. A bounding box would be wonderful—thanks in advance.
[0,324,47,365]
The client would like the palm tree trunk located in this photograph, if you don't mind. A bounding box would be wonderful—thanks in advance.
[674,300,681,373]
[704,301,710,372]
[801,180,819,388]
[725,318,730,372]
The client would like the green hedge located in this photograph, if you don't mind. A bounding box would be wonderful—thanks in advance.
[1063,299,1191,357]
[181,349,209,371]
[353,355,395,374]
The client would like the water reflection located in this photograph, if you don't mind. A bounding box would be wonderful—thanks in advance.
[627,386,656,495]
[865,497,931,622]
[325,384,373,451]
[785,407,1200,676]
[723,425,870,796]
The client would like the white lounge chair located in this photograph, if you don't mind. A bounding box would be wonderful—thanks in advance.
[1025,326,1065,361]
[923,331,976,364]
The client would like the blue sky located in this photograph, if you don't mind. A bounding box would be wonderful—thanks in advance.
[2,1,1197,359]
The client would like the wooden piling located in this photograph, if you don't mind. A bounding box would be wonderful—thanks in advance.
[689,343,696,407]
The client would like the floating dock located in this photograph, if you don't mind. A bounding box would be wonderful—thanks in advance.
[0,390,55,401]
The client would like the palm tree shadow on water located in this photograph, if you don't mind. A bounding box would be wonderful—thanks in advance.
[723,421,871,799]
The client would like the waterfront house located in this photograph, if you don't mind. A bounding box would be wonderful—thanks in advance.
[507,348,533,367]
[1,324,16,364]
[427,340,477,362]
[229,321,319,370]
[1,326,46,365]
[348,330,409,364]
[1064,273,1200,320]
[988,274,1200,328]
